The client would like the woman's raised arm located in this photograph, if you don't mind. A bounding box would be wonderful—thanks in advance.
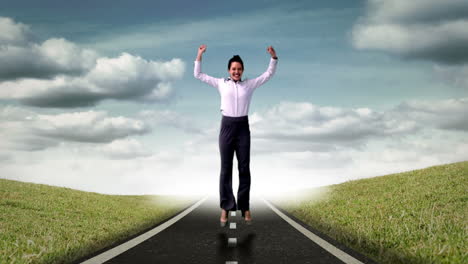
[196,44,207,61]
[194,44,220,88]
[246,46,278,89]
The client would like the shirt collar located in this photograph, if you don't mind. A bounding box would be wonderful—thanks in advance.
[227,77,243,83]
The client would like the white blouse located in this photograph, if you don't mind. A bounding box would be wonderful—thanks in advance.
[194,58,278,117]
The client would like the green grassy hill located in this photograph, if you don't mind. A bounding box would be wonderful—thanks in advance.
[274,161,468,264]
[0,179,196,264]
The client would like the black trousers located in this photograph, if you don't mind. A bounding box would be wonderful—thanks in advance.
[219,115,251,217]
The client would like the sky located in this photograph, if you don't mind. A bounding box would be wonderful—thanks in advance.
[1,0,467,195]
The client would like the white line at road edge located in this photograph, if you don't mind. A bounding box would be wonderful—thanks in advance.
[81,196,208,264]
[262,198,364,264]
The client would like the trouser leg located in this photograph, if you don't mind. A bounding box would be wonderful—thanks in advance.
[236,122,251,217]
[219,123,237,211]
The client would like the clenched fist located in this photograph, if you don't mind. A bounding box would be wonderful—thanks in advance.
[198,44,207,54]
[267,46,277,59]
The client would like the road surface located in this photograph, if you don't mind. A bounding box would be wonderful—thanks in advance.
[80,197,376,264]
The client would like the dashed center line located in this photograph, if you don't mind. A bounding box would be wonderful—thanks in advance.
[228,237,237,247]
[226,211,238,263]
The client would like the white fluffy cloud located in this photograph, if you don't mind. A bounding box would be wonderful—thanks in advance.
[95,138,152,160]
[0,17,185,107]
[2,54,184,107]
[32,111,149,143]
[250,101,418,144]
[352,0,468,64]
[0,106,151,152]
[0,17,32,46]
[393,97,468,131]
[0,17,97,80]
[247,98,468,154]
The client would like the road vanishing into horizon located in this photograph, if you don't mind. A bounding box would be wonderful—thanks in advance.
[79,197,377,264]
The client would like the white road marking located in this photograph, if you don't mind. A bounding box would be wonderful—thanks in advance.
[262,198,364,264]
[80,197,208,264]
[227,212,238,263]
[228,237,237,247]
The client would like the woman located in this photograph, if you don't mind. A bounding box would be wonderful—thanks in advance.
[194,44,278,226]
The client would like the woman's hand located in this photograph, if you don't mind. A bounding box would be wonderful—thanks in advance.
[198,44,207,54]
[196,44,207,61]
[267,46,277,59]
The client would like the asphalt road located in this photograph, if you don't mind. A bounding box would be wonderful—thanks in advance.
[83,197,376,264]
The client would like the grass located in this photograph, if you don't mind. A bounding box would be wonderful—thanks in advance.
[0,179,197,264]
[273,161,468,264]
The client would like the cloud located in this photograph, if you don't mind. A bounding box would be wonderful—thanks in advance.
[0,17,33,46]
[248,98,468,152]
[0,17,98,80]
[0,153,11,163]
[1,136,59,152]
[32,110,150,143]
[0,106,151,151]
[250,101,418,145]
[352,0,468,64]
[364,0,468,24]
[0,17,185,107]
[394,97,468,131]
[95,138,152,160]
[0,106,59,151]
[0,53,184,108]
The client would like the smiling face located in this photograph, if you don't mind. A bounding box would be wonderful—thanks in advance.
[228,62,244,82]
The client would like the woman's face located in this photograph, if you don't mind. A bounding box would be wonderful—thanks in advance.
[228,62,244,82]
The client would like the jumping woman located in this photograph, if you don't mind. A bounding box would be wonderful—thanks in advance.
[194,44,278,227]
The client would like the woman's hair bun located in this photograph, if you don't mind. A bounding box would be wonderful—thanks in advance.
[228,55,244,70]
